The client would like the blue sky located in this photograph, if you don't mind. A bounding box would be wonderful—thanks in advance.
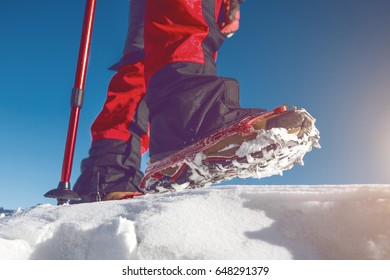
[1,0,390,209]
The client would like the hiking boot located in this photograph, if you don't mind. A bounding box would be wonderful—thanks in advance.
[139,105,320,193]
[71,139,144,203]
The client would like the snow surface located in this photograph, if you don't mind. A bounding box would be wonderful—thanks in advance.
[1,185,390,260]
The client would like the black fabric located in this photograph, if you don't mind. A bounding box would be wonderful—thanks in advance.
[110,0,145,71]
[146,62,263,160]
[129,97,149,137]
[202,0,225,69]
[72,95,148,203]
[73,1,148,202]
[145,0,257,159]
[72,137,143,202]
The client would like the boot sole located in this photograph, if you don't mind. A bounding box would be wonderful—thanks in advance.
[139,105,320,193]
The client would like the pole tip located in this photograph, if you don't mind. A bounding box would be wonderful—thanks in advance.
[44,181,81,204]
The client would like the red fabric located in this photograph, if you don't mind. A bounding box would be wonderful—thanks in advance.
[92,0,226,154]
[91,62,149,154]
[144,0,223,85]
[216,0,223,19]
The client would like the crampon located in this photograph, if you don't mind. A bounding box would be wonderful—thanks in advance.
[139,105,320,194]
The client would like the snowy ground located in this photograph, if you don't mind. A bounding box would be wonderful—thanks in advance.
[0,185,389,260]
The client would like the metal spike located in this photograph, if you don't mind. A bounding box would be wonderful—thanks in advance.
[256,165,262,178]
[313,140,321,149]
[296,156,304,166]
[246,154,255,163]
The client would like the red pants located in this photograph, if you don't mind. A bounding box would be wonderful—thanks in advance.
[91,0,230,157]
[74,0,243,198]
[91,62,149,154]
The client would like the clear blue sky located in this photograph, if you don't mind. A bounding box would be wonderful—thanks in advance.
[1,0,390,209]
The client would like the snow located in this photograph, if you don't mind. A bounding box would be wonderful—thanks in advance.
[0,185,390,260]
[233,127,315,179]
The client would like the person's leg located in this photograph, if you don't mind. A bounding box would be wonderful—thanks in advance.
[73,0,148,202]
[73,64,148,202]
[141,0,319,193]
[144,0,261,160]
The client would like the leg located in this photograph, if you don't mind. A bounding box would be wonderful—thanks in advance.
[145,0,256,160]
[141,0,319,193]
[73,0,148,202]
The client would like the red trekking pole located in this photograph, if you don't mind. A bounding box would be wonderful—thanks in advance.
[44,0,96,205]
